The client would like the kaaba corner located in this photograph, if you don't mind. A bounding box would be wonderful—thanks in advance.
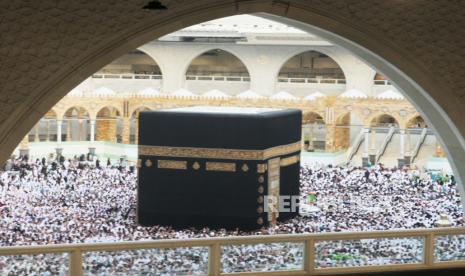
[137,106,302,230]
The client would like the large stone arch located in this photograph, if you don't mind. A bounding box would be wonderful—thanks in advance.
[274,47,349,81]
[366,113,401,128]
[133,48,165,78]
[1,1,464,204]
[182,47,252,78]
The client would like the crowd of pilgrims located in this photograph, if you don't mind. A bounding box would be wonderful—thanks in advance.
[0,155,464,274]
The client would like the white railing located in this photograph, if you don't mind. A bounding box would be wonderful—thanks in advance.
[186,75,251,82]
[410,128,428,163]
[346,128,365,163]
[1,227,464,275]
[278,77,346,84]
[376,127,395,163]
[91,73,163,80]
[373,80,392,85]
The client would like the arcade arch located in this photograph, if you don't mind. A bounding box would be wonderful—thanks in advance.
[278,50,346,80]
[95,106,123,143]
[62,107,90,142]
[407,115,427,129]
[185,49,250,78]
[130,107,152,144]
[370,114,400,128]
[97,49,162,76]
[28,110,58,142]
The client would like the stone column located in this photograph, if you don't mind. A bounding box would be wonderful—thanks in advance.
[66,120,71,141]
[90,119,96,142]
[56,120,63,159]
[362,127,370,167]
[56,120,62,144]
[121,118,131,144]
[134,119,139,145]
[46,120,50,142]
[369,127,377,165]
[398,129,406,167]
[77,119,83,141]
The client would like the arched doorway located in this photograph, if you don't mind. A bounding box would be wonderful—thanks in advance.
[277,50,347,97]
[279,50,345,79]
[97,49,162,76]
[29,110,58,142]
[62,107,90,142]
[370,114,399,128]
[96,107,123,143]
[130,107,151,144]
[185,49,251,95]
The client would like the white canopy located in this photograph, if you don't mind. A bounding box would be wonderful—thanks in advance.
[171,88,196,97]
[93,87,116,97]
[338,89,368,99]
[137,87,161,97]
[202,89,230,99]
[236,90,264,99]
[270,91,297,100]
[375,89,404,100]
[304,91,326,101]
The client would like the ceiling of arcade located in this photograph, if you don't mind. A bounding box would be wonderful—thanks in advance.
[0,0,465,163]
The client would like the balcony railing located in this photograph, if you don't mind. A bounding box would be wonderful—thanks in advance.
[374,80,392,85]
[0,227,464,275]
[91,73,163,80]
[278,77,346,84]
[186,75,251,82]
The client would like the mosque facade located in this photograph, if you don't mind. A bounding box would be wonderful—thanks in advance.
[16,15,446,169]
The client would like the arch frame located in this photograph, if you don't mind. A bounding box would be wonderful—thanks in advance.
[273,46,349,82]
[62,106,91,120]
[182,47,252,79]
[0,0,463,204]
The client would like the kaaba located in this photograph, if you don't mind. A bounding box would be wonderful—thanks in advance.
[137,106,301,230]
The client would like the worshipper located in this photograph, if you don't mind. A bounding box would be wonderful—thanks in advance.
[0,158,463,274]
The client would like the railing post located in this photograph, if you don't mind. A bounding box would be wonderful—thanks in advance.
[304,238,315,274]
[424,233,435,266]
[208,242,221,276]
[69,249,83,276]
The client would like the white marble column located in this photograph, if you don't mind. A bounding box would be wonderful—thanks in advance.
[77,119,83,141]
[90,119,96,143]
[66,120,71,141]
[56,120,62,144]
[46,120,50,142]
